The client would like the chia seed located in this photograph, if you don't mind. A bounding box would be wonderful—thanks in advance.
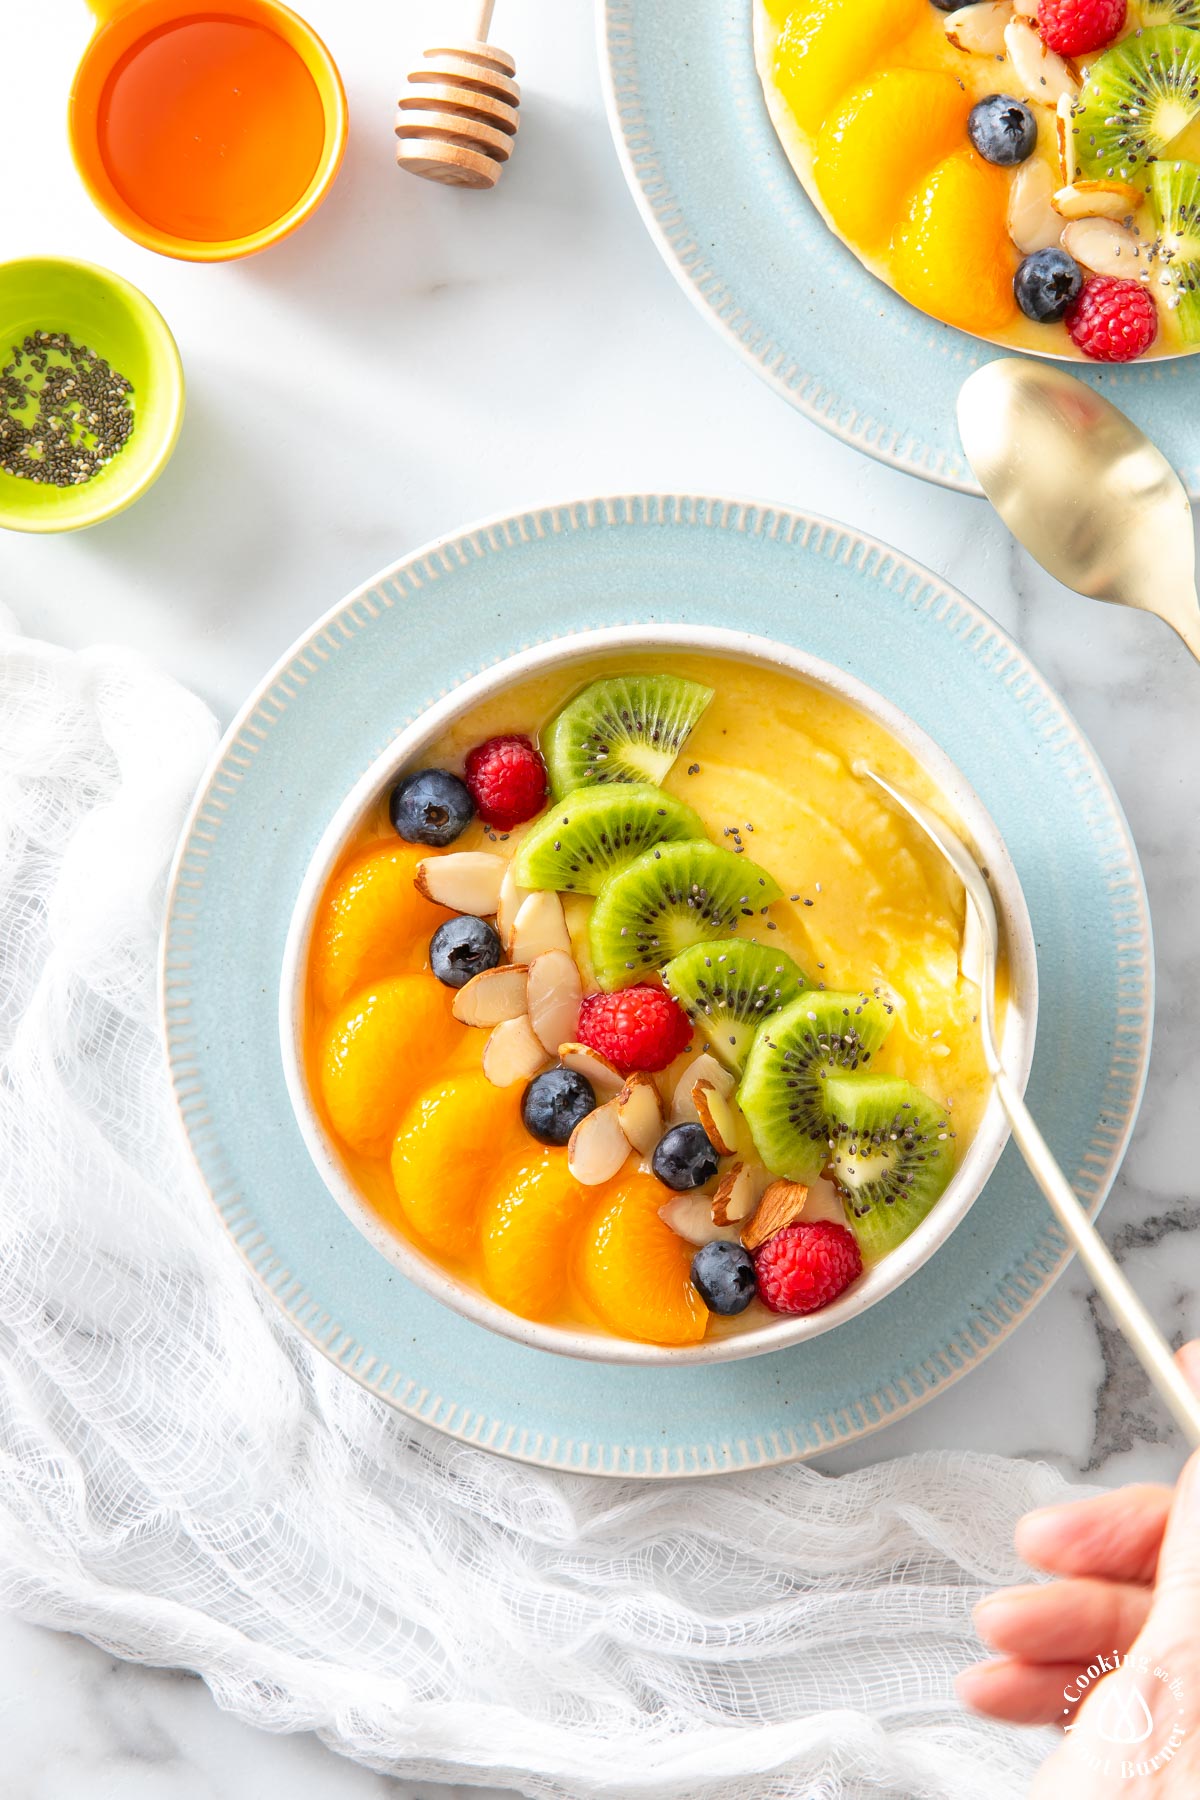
[0,330,134,487]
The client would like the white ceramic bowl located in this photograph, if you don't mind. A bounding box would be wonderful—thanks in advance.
[280,624,1039,1366]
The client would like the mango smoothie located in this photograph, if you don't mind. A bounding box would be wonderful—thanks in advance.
[755,0,1200,363]
[304,654,997,1347]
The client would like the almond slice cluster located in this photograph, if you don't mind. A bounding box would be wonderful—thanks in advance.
[652,1057,811,1257]
[418,853,825,1258]
[420,852,576,1088]
[943,2,1157,284]
[419,853,688,1189]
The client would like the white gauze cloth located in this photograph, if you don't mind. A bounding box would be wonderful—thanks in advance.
[0,613,1085,1800]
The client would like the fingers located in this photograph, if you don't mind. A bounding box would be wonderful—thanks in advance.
[962,1344,1200,1736]
[1149,1446,1200,1630]
[1176,1338,1200,1395]
[1015,1483,1173,1585]
[1012,1340,1200,1587]
[973,1577,1151,1663]
[956,1656,1085,1727]
[1116,1340,1200,1623]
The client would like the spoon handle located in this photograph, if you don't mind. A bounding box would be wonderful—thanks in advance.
[994,1070,1200,1448]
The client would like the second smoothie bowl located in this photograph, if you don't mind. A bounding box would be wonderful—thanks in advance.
[281,625,1038,1366]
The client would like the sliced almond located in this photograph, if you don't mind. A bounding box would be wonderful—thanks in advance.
[1004,18,1078,105]
[711,1162,755,1226]
[659,1192,743,1248]
[568,1099,631,1186]
[1061,216,1150,279]
[510,889,572,962]
[943,2,1012,56]
[481,1015,549,1088]
[559,1041,625,1096]
[746,1161,774,1207]
[741,1178,809,1253]
[693,1078,740,1157]
[670,1052,734,1124]
[1052,179,1142,222]
[615,1070,666,1158]
[415,851,505,916]
[496,860,532,953]
[1008,157,1061,254]
[1057,92,1078,186]
[526,950,582,1056]
[451,963,530,1027]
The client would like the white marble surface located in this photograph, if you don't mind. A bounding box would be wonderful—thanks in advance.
[2,0,1198,1794]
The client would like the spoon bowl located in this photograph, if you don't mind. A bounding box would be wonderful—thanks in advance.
[957,359,1200,662]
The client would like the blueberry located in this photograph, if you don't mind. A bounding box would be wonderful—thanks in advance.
[430,915,502,988]
[691,1241,757,1316]
[928,0,960,8]
[968,95,1037,167]
[521,1067,596,1146]
[652,1122,719,1191]
[390,769,474,846]
[1014,248,1085,324]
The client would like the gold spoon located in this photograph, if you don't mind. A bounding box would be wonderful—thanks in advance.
[859,763,1200,1450]
[957,359,1200,664]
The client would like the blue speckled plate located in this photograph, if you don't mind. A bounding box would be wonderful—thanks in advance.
[599,1,1200,496]
[162,496,1152,1477]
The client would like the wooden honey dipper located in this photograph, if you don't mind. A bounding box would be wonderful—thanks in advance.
[395,0,520,191]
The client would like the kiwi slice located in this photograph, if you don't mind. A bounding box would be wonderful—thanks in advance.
[736,991,895,1183]
[1138,1,1200,26]
[588,840,781,990]
[1074,27,1200,185]
[1151,160,1200,341]
[823,1075,955,1262]
[662,938,809,1074]
[513,782,706,895]
[542,674,714,796]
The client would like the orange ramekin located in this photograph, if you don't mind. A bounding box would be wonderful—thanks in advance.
[68,0,348,263]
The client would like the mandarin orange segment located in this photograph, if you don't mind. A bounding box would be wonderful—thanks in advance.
[774,0,924,133]
[391,1072,523,1260]
[480,1150,587,1320]
[320,975,461,1155]
[814,70,972,250]
[891,150,1016,336]
[576,1172,707,1347]
[311,840,451,1011]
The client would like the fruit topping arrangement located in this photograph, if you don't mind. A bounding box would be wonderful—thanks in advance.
[758,0,1200,359]
[310,669,972,1346]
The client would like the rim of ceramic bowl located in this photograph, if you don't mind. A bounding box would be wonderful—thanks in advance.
[279,622,1040,1367]
[67,0,348,264]
[0,254,185,534]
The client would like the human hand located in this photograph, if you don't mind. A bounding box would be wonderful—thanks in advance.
[957,1341,1200,1798]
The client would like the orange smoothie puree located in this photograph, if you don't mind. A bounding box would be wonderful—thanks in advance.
[303,654,997,1347]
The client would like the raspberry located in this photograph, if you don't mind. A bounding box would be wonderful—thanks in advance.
[754,1219,863,1316]
[463,735,548,831]
[1066,277,1158,363]
[576,986,691,1074]
[1038,0,1125,56]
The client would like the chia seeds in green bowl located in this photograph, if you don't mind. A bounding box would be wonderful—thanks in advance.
[0,257,184,534]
